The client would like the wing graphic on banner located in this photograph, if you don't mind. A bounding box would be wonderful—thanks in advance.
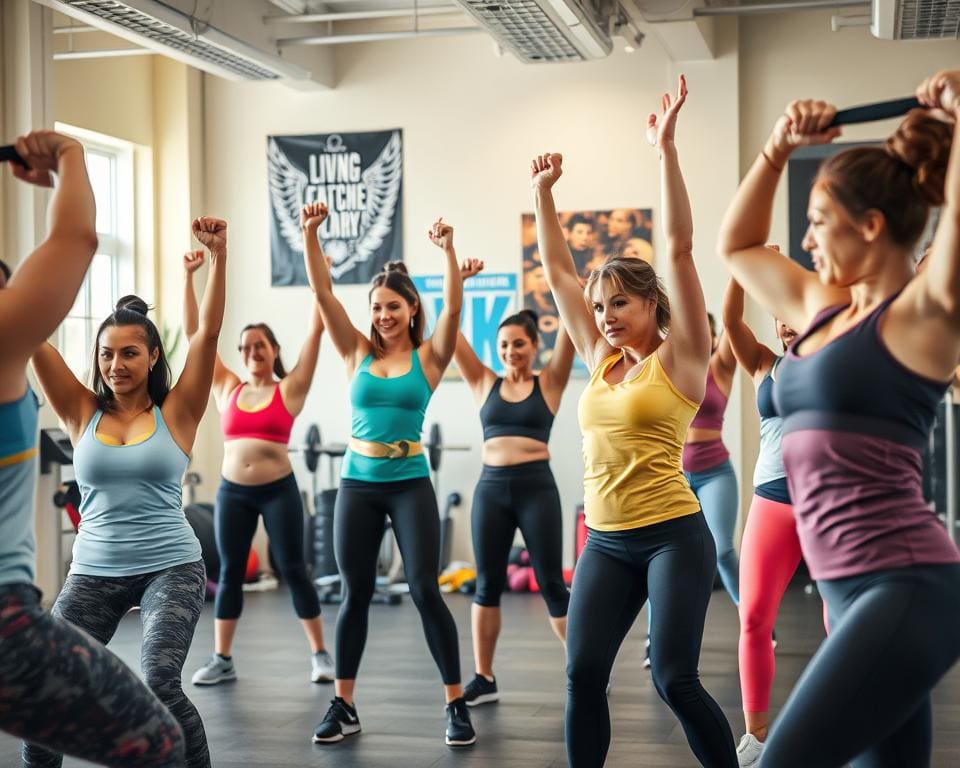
[267,138,307,256]
[330,131,402,278]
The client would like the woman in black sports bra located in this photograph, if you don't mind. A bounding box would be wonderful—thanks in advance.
[453,258,575,707]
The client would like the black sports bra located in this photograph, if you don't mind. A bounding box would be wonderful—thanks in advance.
[479,376,554,443]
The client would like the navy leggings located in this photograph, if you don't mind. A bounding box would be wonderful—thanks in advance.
[762,563,960,768]
[334,477,461,684]
[566,512,736,768]
[472,461,569,618]
[214,474,320,620]
[0,583,184,768]
[22,560,207,768]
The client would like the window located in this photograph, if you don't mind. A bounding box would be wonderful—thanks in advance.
[53,125,135,380]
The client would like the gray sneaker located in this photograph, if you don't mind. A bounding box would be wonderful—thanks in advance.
[311,650,335,683]
[191,654,237,686]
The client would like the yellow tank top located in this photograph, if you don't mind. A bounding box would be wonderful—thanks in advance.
[578,350,701,531]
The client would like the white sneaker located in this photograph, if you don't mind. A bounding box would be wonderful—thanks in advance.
[311,649,335,683]
[191,654,237,686]
[737,733,764,768]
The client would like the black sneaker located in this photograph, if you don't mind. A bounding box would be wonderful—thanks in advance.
[312,697,361,743]
[463,674,499,707]
[445,697,477,747]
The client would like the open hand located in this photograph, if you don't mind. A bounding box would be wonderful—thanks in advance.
[646,74,687,148]
[460,258,484,279]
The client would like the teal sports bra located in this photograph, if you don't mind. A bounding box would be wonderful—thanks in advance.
[343,350,433,483]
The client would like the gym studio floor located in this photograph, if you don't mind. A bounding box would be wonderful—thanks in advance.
[2,584,958,767]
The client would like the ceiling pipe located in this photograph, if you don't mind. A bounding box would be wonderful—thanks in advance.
[278,26,480,45]
[266,6,461,23]
[694,0,868,16]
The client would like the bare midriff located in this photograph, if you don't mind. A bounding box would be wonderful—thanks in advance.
[482,435,551,467]
[222,438,293,485]
[685,427,722,444]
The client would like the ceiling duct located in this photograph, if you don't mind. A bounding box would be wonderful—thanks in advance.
[871,0,960,38]
[39,0,311,80]
[448,0,614,62]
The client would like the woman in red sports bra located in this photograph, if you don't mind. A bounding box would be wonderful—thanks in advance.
[182,219,333,688]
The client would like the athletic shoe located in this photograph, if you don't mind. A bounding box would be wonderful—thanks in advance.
[191,654,237,686]
[312,697,361,743]
[463,674,498,706]
[444,697,477,746]
[642,636,652,670]
[311,650,335,683]
[736,733,764,767]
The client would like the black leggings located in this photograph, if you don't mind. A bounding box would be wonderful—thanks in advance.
[22,560,208,768]
[0,584,184,768]
[566,512,736,768]
[214,474,320,620]
[762,563,960,768]
[335,477,461,684]
[472,461,569,618]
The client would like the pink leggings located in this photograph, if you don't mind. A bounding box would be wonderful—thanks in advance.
[738,494,805,713]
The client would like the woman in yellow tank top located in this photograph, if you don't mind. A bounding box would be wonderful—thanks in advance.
[532,76,736,768]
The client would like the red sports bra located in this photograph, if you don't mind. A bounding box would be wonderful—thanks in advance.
[221,384,294,444]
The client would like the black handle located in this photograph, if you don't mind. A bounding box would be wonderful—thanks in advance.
[829,97,922,127]
[0,145,26,166]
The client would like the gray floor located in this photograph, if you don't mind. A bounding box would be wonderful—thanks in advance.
[2,584,958,767]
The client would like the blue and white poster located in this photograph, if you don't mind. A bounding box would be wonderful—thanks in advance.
[413,273,518,377]
[267,130,403,286]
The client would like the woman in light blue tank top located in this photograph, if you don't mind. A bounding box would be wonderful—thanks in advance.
[26,217,229,768]
[0,131,186,767]
[301,202,477,747]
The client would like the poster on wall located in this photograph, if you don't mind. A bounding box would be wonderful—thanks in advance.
[521,208,653,373]
[267,130,403,286]
[413,273,518,379]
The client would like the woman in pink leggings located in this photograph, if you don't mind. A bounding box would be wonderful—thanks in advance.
[721,276,800,768]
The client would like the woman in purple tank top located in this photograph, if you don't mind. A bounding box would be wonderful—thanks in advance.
[718,71,960,767]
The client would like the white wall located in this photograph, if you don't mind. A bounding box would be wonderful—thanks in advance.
[200,22,741,564]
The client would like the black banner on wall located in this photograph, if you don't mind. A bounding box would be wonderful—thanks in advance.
[267,130,403,286]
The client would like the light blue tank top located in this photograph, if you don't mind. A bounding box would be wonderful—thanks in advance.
[342,350,432,483]
[71,406,201,577]
[754,359,787,488]
[0,387,39,587]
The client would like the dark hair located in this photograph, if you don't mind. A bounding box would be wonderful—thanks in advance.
[498,309,539,343]
[567,214,594,231]
[0,259,10,282]
[816,109,951,250]
[584,256,671,335]
[239,323,287,379]
[368,261,424,358]
[91,295,171,412]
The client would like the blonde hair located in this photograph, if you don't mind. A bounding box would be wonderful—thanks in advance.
[584,257,670,335]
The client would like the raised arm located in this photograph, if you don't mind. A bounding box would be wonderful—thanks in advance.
[280,302,325,415]
[717,100,848,331]
[648,76,711,394]
[165,218,227,448]
[183,249,237,407]
[721,278,776,380]
[540,323,575,410]
[301,202,369,372]
[452,258,496,399]
[30,343,96,443]
[423,219,463,378]
[531,154,609,370]
[0,131,97,397]
[913,72,960,330]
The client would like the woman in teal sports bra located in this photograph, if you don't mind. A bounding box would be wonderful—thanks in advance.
[300,202,477,748]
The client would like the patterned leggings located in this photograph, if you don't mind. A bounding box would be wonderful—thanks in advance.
[0,583,184,767]
[22,560,208,768]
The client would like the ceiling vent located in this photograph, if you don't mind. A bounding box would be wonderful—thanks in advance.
[40,0,311,80]
[871,0,960,38]
[449,0,614,62]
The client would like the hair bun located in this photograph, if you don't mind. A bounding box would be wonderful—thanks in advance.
[885,109,952,207]
[519,309,538,323]
[116,294,149,316]
[382,261,409,276]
